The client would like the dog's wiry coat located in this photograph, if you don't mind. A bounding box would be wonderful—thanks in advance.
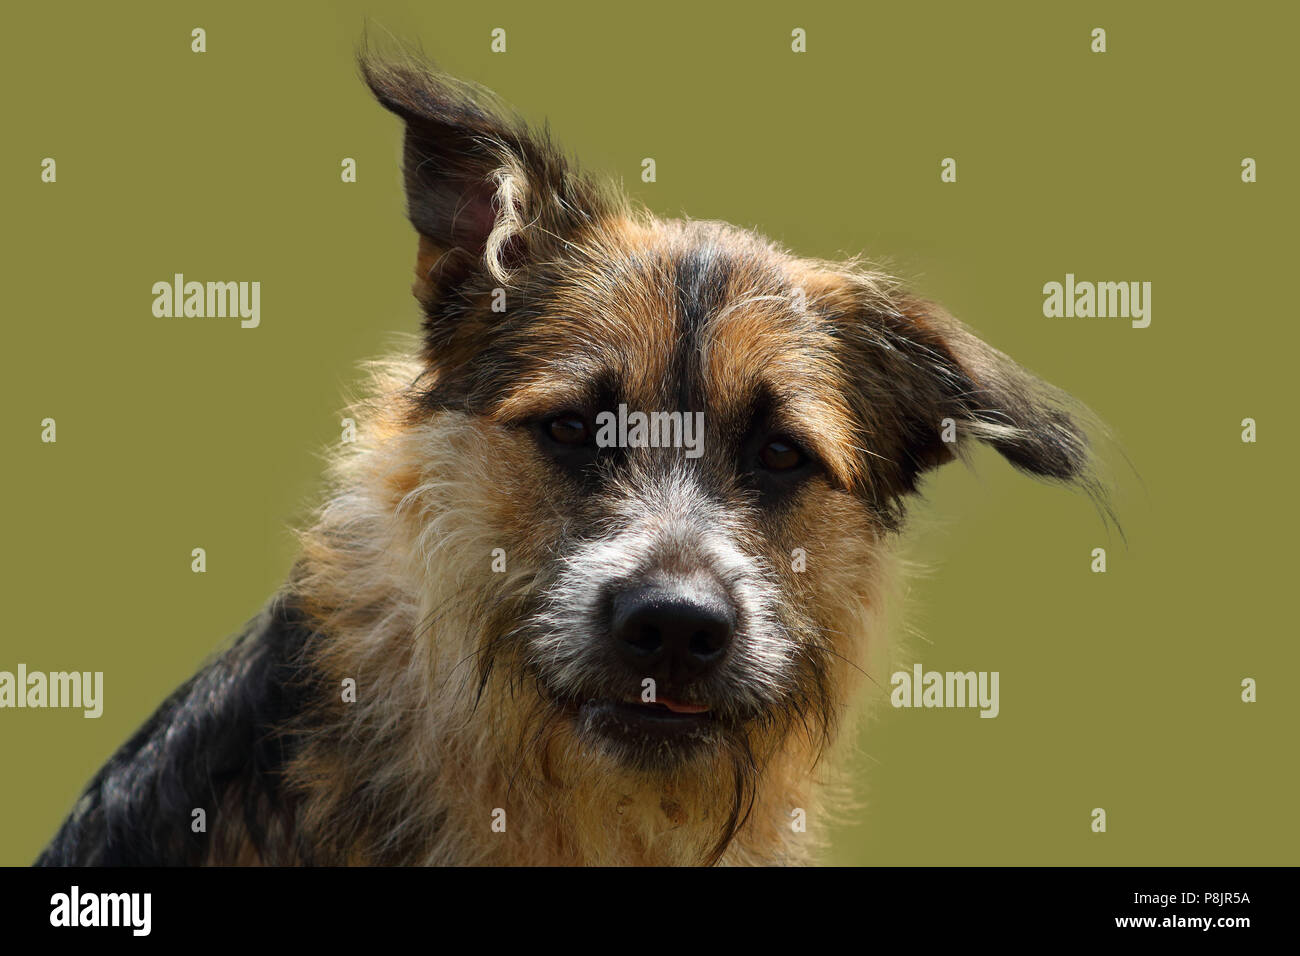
[37,54,1105,867]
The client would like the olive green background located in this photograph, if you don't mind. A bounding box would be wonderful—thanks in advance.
[2,0,1294,866]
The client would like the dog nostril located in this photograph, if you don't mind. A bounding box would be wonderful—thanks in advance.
[630,624,662,655]
[611,582,737,677]
[689,627,726,659]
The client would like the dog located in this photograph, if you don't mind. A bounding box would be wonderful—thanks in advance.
[37,54,1105,866]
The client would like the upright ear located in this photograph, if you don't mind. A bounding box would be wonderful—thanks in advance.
[845,290,1106,516]
[360,56,618,310]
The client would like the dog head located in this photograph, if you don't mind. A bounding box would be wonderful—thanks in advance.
[357,58,1100,861]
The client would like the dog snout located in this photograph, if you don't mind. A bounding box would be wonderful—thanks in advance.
[610,580,737,681]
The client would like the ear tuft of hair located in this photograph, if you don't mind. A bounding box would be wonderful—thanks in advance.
[356,43,622,307]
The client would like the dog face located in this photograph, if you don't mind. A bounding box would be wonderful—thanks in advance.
[355,60,1097,858]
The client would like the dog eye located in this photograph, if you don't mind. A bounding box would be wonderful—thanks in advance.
[545,414,591,446]
[758,437,807,472]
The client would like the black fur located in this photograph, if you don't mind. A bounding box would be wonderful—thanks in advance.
[34,595,319,866]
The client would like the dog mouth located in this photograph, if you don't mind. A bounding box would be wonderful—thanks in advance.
[565,694,722,755]
[625,694,710,714]
[586,694,710,720]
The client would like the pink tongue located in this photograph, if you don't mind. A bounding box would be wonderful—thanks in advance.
[657,697,709,714]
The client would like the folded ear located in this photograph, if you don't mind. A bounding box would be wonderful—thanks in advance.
[899,298,1093,478]
[360,56,617,309]
[844,291,1104,514]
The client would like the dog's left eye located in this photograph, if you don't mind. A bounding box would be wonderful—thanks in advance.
[758,437,808,472]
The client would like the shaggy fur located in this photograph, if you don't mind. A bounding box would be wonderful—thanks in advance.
[36,53,1104,867]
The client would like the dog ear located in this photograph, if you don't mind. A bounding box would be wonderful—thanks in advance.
[360,56,617,309]
[845,292,1102,512]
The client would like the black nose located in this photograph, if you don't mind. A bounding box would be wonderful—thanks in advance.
[611,582,737,680]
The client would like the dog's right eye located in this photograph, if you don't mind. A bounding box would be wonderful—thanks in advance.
[537,412,601,476]
[545,414,591,445]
